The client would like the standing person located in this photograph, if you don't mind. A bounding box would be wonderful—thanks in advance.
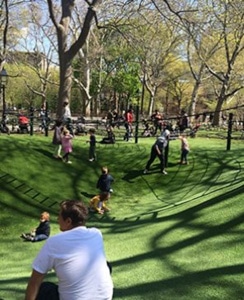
[39,104,46,133]
[124,109,133,141]
[52,120,63,159]
[87,128,96,162]
[25,200,113,300]
[97,166,114,199]
[20,212,50,242]
[61,128,73,164]
[161,123,171,168]
[62,100,71,125]
[62,100,74,134]
[179,134,190,165]
[143,134,168,175]
[150,109,162,135]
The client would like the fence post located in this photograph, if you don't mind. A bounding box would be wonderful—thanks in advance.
[226,113,233,151]
[29,106,34,136]
[45,102,49,137]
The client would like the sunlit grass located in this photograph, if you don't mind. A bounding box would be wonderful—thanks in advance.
[0,133,244,299]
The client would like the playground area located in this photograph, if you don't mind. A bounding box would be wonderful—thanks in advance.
[0,134,244,299]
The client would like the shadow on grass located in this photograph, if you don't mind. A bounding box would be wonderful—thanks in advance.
[80,191,96,199]
[113,264,244,298]
[0,273,56,300]
[33,147,54,159]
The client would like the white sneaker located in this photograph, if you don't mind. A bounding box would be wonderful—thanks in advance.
[162,170,167,175]
[67,161,72,164]
[143,169,148,174]
[89,158,94,162]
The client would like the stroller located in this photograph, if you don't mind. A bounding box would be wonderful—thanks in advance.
[18,115,29,133]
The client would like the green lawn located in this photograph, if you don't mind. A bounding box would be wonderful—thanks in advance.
[0,132,244,300]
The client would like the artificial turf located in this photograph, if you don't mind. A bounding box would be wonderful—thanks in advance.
[0,132,243,300]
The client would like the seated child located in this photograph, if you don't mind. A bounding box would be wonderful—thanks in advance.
[89,193,110,215]
[20,211,51,242]
[100,128,115,144]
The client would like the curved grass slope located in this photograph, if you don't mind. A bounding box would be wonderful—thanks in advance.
[0,134,243,300]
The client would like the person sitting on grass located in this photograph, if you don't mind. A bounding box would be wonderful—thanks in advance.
[25,200,113,300]
[20,212,50,242]
[89,193,111,214]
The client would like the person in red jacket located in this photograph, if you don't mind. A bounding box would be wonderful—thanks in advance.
[124,109,134,141]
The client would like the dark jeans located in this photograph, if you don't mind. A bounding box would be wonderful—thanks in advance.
[145,147,165,171]
[164,144,169,167]
[63,152,70,162]
[37,282,59,300]
[181,149,189,163]
[33,234,49,242]
[124,123,130,141]
[89,145,96,160]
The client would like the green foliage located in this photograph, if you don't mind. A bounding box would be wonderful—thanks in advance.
[5,64,59,111]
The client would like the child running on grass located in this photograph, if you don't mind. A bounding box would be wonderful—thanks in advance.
[20,211,50,242]
[89,193,111,214]
[61,127,73,164]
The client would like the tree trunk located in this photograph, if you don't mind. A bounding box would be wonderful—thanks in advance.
[57,61,73,118]
[47,0,102,119]
[188,81,201,123]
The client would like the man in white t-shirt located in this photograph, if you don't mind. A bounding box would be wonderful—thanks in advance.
[25,200,113,300]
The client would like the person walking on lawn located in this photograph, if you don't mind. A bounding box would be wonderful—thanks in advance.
[61,128,73,164]
[143,134,168,175]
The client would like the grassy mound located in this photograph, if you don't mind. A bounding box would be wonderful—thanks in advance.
[0,134,243,300]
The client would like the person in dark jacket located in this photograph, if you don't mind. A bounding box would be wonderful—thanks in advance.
[20,212,51,242]
[87,128,96,161]
[96,166,114,199]
[143,134,168,175]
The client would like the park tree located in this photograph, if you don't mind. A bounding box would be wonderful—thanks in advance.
[12,1,59,109]
[151,0,244,125]
[203,0,244,125]
[46,0,102,118]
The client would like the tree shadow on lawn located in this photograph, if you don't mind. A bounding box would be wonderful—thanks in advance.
[110,185,244,298]
[113,263,244,298]
[80,191,96,199]
[102,183,244,233]
[33,147,55,159]
[0,272,56,300]
[122,164,172,182]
